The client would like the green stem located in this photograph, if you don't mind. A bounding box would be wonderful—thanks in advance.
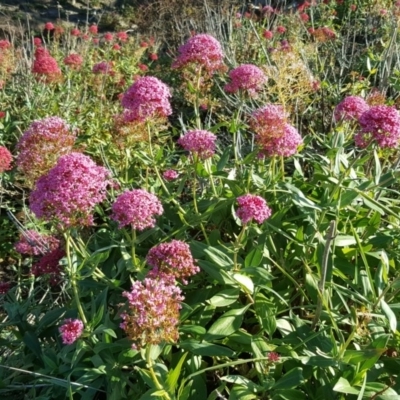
[233,224,247,271]
[131,228,137,269]
[64,232,88,325]
[146,348,171,400]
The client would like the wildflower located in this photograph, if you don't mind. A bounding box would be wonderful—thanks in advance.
[44,22,55,31]
[104,32,113,42]
[163,169,179,181]
[149,53,158,61]
[276,26,286,34]
[178,129,216,160]
[224,64,267,97]
[92,38,100,45]
[32,247,65,285]
[92,61,113,75]
[29,152,110,228]
[350,4,357,11]
[121,277,184,349]
[64,53,83,70]
[32,47,62,83]
[33,37,42,46]
[263,30,274,39]
[115,31,127,42]
[172,34,225,74]
[54,25,64,37]
[334,96,369,122]
[267,352,280,362]
[112,44,121,51]
[121,76,172,122]
[89,25,98,35]
[250,104,288,139]
[0,282,11,294]
[300,13,310,22]
[259,123,303,157]
[147,240,200,284]
[236,194,272,224]
[111,189,163,230]
[140,41,149,48]
[16,116,76,184]
[15,230,60,256]
[262,5,275,14]
[356,105,400,148]
[0,40,11,50]
[0,145,12,173]
[0,111,5,118]
[59,319,84,345]
[71,28,80,37]
[138,63,148,72]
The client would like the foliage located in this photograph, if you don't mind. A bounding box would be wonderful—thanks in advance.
[1,1,400,399]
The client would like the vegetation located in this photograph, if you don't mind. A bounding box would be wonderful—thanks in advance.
[1,0,400,399]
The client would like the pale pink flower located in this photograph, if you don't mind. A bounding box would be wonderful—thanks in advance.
[163,169,179,181]
[236,194,272,224]
[59,319,84,344]
[0,145,12,172]
[64,53,83,70]
[147,240,200,284]
[15,230,60,256]
[334,96,369,121]
[224,64,267,96]
[178,129,216,160]
[111,189,163,230]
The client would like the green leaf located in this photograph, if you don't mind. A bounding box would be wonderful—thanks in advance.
[244,247,263,268]
[334,235,356,247]
[333,377,360,395]
[273,367,304,390]
[38,308,66,330]
[204,247,233,267]
[23,331,43,361]
[207,289,240,307]
[166,352,188,392]
[272,389,307,400]
[179,325,206,335]
[179,339,235,357]
[380,300,397,333]
[204,305,250,340]
[198,260,236,285]
[231,273,254,294]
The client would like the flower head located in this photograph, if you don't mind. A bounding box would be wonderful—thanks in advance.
[0,40,11,50]
[32,47,62,83]
[355,105,400,148]
[16,116,76,185]
[89,25,98,35]
[59,319,84,345]
[147,240,200,284]
[236,194,272,224]
[178,129,216,160]
[44,22,55,31]
[224,64,267,96]
[163,169,179,181]
[29,152,110,228]
[92,61,113,75]
[64,53,83,70]
[0,145,12,173]
[15,230,60,256]
[32,248,65,285]
[250,104,288,139]
[117,31,129,42]
[111,189,163,230]
[104,32,113,42]
[121,277,183,349]
[71,28,80,37]
[172,34,224,74]
[334,96,369,122]
[121,76,172,122]
[0,282,11,294]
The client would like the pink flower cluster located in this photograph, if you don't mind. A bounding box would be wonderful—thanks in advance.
[163,169,179,181]
[32,248,65,285]
[15,230,60,256]
[172,34,225,74]
[29,152,110,228]
[178,129,216,160]
[121,277,184,349]
[260,124,303,157]
[92,61,113,75]
[121,76,172,122]
[355,105,400,148]
[32,47,61,83]
[147,240,200,284]
[64,53,83,70]
[224,64,267,97]
[236,194,272,224]
[0,145,12,173]
[16,116,76,184]
[111,189,163,230]
[334,96,369,121]
[59,318,84,345]
[250,105,302,157]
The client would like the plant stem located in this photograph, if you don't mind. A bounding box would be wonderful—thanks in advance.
[233,224,247,271]
[131,228,136,269]
[146,347,171,400]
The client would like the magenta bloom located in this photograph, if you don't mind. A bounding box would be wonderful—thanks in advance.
[224,64,267,96]
[29,152,110,228]
[117,31,128,42]
[334,96,369,122]
[250,104,288,135]
[0,282,11,294]
[32,47,61,83]
[355,105,400,148]
[147,240,200,284]
[92,61,113,75]
[259,123,303,157]
[64,53,83,69]
[121,76,172,122]
[16,116,76,184]
[59,319,84,345]
[15,230,60,256]
[172,34,225,74]
[163,169,179,181]
[121,277,183,349]
[111,189,163,230]
[0,145,12,173]
[178,129,216,160]
[44,22,55,31]
[32,248,65,286]
[236,194,272,224]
